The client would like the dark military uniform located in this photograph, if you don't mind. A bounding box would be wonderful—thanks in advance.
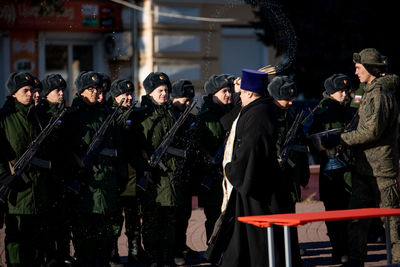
[0,93,53,266]
[197,95,230,240]
[64,72,126,266]
[308,91,355,262]
[138,93,184,265]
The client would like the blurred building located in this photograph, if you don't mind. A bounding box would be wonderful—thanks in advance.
[0,0,276,105]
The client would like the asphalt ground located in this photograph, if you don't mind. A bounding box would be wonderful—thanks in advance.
[0,167,393,266]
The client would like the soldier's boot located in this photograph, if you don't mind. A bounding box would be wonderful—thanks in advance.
[162,249,173,267]
[109,240,120,265]
[128,236,146,264]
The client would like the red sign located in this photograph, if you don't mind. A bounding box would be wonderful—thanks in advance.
[10,31,38,75]
[0,1,122,31]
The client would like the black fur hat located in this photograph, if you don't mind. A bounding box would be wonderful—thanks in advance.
[204,74,233,95]
[143,72,171,95]
[74,71,103,94]
[41,74,66,96]
[324,73,352,95]
[171,79,195,98]
[98,73,111,92]
[267,76,297,100]
[6,72,36,95]
[110,79,134,98]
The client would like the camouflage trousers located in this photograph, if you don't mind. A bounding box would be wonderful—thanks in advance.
[348,174,400,263]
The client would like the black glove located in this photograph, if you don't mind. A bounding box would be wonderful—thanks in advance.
[320,133,341,149]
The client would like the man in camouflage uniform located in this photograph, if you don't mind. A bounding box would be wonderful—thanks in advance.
[322,48,400,266]
[0,72,54,266]
[308,73,354,264]
[64,71,126,266]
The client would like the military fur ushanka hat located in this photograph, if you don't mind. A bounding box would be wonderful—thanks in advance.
[98,72,111,93]
[41,74,67,96]
[267,76,297,100]
[353,48,388,77]
[110,79,134,98]
[324,73,352,95]
[143,72,171,95]
[74,71,103,94]
[171,79,195,98]
[6,72,36,95]
[204,74,233,95]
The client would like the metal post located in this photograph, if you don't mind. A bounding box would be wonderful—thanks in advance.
[385,217,392,265]
[267,225,275,267]
[284,225,292,267]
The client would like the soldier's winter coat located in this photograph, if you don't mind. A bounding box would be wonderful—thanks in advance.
[341,74,399,177]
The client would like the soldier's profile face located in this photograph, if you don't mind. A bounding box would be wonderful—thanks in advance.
[275,98,293,109]
[12,85,33,105]
[330,89,347,103]
[355,63,375,83]
[81,87,100,105]
[213,87,231,106]
[115,92,133,107]
[47,88,64,104]
[149,85,169,105]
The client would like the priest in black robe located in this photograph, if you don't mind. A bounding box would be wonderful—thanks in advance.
[220,69,298,267]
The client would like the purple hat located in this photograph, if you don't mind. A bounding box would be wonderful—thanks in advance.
[240,69,268,95]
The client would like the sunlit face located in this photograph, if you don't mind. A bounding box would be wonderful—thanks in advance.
[355,63,375,84]
[33,90,40,106]
[97,91,106,103]
[115,92,133,107]
[81,87,99,105]
[213,87,231,106]
[149,85,169,105]
[46,88,64,104]
[172,97,192,111]
[275,98,294,110]
[239,89,252,107]
[13,85,33,105]
[330,89,347,103]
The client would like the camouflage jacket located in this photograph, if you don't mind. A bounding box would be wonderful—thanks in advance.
[341,74,399,177]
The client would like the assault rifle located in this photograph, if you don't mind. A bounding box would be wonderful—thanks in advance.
[0,108,67,203]
[149,99,198,171]
[116,100,138,125]
[68,98,125,194]
[81,98,125,169]
[279,110,305,168]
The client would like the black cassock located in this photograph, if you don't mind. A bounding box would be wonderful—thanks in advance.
[221,97,294,267]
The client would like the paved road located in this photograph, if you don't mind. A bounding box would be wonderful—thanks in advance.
[0,200,390,266]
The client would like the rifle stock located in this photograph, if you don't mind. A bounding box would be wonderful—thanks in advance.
[0,108,67,203]
[149,99,197,169]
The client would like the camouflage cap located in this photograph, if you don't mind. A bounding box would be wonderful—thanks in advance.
[353,48,388,77]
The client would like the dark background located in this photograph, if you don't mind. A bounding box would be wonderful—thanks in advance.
[247,0,400,99]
